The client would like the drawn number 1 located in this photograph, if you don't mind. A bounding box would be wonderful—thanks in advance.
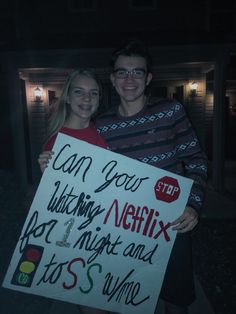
[56,218,75,248]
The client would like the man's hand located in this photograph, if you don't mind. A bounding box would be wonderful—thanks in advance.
[171,206,199,233]
[38,151,54,173]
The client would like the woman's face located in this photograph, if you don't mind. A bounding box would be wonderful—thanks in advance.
[67,74,100,122]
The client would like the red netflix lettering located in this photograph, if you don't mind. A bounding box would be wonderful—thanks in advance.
[103,199,171,242]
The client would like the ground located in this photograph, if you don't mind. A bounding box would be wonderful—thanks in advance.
[192,219,236,314]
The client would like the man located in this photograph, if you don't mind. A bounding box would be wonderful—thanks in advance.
[96,40,208,314]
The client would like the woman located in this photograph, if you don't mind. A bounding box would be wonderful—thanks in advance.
[38,68,110,314]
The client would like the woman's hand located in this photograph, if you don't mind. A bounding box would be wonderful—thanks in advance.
[38,151,54,173]
[171,206,199,233]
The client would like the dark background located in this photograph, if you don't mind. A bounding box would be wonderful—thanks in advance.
[0,1,236,314]
[0,0,235,50]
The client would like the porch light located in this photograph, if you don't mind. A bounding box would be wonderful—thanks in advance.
[34,86,43,101]
[190,81,198,96]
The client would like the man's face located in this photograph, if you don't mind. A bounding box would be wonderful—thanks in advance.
[110,55,152,103]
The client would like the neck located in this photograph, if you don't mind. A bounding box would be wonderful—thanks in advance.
[119,95,146,117]
[64,116,89,129]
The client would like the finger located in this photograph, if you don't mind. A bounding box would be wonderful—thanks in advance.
[177,220,198,233]
[171,215,185,226]
[39,153,52,160]
[39,151,54,158]
[173,218,198,233]
[38,158,48,166]
[40,165,46,173]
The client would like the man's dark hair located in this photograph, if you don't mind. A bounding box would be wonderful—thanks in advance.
[110,40,153,73]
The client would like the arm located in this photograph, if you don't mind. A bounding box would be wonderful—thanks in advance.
[38,133,57,173]
[171,103,208,232]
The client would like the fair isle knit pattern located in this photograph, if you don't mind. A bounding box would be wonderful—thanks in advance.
[98,103,179,133]
[96,98,208,213]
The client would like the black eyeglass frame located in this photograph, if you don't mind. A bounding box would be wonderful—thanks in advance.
[113,68,147,79]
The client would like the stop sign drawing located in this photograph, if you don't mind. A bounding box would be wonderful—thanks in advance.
[154,176,180,203]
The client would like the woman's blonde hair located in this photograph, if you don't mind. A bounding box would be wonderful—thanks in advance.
[45,68,102,143]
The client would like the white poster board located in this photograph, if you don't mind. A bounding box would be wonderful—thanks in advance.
[3,133,193,314]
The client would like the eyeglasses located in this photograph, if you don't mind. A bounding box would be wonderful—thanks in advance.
[113,68,147,79]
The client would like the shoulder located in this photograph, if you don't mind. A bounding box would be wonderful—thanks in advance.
[88,121,98,130]
[88,122,109,149]
[43,132,58,151]
[95,107,119,127]
[147,97,184,114]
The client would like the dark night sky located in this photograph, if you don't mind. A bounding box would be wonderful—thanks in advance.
[0,0,235,51]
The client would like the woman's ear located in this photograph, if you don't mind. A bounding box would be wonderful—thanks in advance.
[110,73,115,87]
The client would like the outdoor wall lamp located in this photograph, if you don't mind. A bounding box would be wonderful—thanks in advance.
[190,81,198,96]
[34,86,43,101]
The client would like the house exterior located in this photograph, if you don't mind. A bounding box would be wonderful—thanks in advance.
[0,0,235,195]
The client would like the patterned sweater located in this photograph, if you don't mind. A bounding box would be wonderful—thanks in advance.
[96,98,208,214]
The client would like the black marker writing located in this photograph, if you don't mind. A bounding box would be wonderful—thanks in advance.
[37,253,68,285]
[52,144,92,180]
[47,181,105,229]
[73,227,122,263]
[103,269,150,305]
[19,211,57,253]
[123,242,158,264]
[94,160,149,193]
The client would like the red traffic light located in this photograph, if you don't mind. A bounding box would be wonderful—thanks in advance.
[11,244,44,287]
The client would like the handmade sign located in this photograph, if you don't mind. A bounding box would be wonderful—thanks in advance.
[3,133,193,314]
